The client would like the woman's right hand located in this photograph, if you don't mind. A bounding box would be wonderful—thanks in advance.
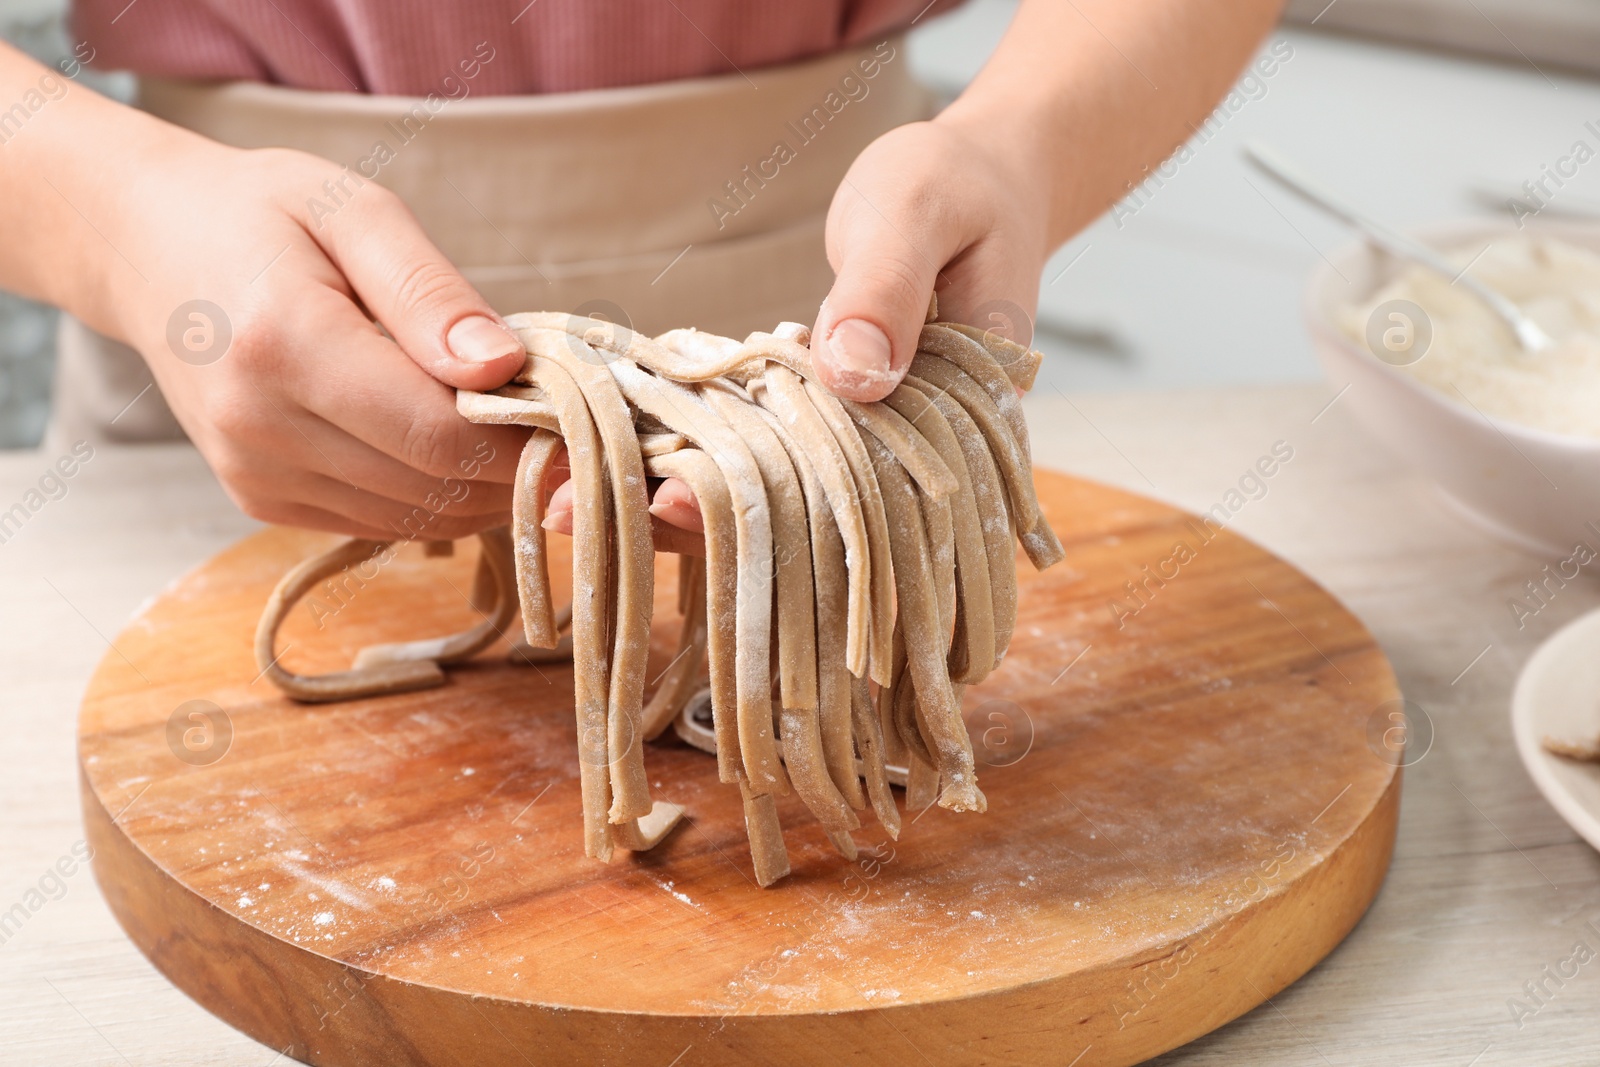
[0,28,690,549]
[100,132,535,540]
[0,46,520,542]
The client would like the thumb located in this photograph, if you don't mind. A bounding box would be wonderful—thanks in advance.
[810,182,948,402]
[312,184,525,391]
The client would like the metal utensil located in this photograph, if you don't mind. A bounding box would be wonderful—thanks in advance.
[1244,140,1555,354]
[1466,180,1600,222]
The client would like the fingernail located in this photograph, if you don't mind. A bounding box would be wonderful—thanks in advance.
[823,318,892,379]
[649,484,704,534]
[448,315,522,364]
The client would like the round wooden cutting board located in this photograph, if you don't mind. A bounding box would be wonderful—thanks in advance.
[78,469,1401,1067]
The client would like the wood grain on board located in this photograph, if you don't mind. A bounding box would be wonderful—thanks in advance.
[78,469,1401,1067]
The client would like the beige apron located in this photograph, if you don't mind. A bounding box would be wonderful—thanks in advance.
[49,39,929,445]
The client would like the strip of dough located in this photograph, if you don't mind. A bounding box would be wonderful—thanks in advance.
[644,449,740,784]
[905,741,941,813]
[838,399,959,500]
[876,626,909,768]
[850,674,901,839]
[739,779,792,888]
[455,388,559,430]
[863,431,986,813]
[256,530,524,703]
[508,632,575,666]
[912,382,1019,670]
[255,539,444,701]
[613,801,686,851]
[922,485,957,656]
[677,551,695,616]
[749,400,866,812]
[802,378,897,687]
[777,702,859,836]
[510,430,564,648]
[671,687,717,756]
[842,397,959,659]
[516,327,656,825]
[881,385,996,684]
[752,368,872,680]
[890,652,933,771]
[516,353,615,861]
[701,383,819,712]
[905,359,1065,570]
[348,526,520,670]
[468,547,499,613]
[639,431,688,457]
[917,325,1034,453]
[940,322,1044,392]
[603,361,788,797]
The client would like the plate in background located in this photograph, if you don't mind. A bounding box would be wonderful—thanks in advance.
[1513,605,1600,852]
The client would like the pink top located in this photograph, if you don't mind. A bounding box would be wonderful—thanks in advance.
[72,0,957,95]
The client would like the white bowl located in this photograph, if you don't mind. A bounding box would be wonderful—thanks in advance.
[1304,219,1600,558]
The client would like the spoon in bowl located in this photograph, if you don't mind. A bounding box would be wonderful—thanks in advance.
[1244,140,1555,355]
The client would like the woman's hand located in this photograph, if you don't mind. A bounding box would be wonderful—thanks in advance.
[542,115,1050,540]
[101,134,534,540]
[806,117,1049,401]
[807,0,1287,401]
[0,41,536,541]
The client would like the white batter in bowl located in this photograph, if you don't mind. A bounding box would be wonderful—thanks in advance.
[1304,219,1600,559]
[1341,236,1600,439]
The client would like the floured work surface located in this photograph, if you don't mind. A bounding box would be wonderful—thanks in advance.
[79,469,1401,1067]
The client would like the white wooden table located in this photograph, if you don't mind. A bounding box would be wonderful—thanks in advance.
[2,385,1597,1065]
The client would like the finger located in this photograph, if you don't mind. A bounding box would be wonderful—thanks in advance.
[242,398,516,517]
[648,477,702,533]
[248,501,400,541]
[922,228,1042,352]
[811,170,961,401]
[288,288,528,483]
[305,183,525,391]
[542,479,575,535]
[927,243,1041,399]
[215,463,446,540]
[296,471,508,541]
[545,476,702,534]
[236,458,508,541]
[541,477,705,552]
[541,445,570,505]
[539,455,704,532]
[498,421,709,546]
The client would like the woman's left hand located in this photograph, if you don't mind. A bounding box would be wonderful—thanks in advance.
[805,116,1050,401]
[542,0,1288,539]
[541,114,1050,540]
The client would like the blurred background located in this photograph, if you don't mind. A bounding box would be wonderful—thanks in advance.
[3,0,1599,444]
[0,0,128,448]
